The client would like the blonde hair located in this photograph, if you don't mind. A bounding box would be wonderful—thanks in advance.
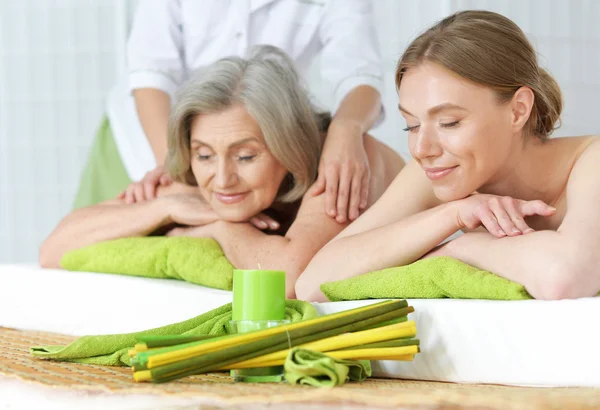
[396,10,562,138]
[166,45,328,202]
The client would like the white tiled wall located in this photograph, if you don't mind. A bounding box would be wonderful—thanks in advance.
[0,0,120,262]
[1,1,599,263]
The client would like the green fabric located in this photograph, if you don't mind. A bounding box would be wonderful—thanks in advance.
[284,348,371,388]
[61,237,235,291]
[73,117,132,209]
[321,256,533,301]
[30,300,317,367]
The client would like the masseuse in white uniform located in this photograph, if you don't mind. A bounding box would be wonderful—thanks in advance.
[74,0,385,225]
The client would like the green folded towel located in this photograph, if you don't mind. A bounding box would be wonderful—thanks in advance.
[61,237,234,290]
[30,300,317,366]
[321,256,533,301]
[284,348,371,387]
[62,238,536,301]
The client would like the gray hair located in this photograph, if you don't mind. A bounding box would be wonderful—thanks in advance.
[166,45,329,203]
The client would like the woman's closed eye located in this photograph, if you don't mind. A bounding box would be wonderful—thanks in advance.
[403,124,420,133]
[237,155,256,162]
[197,153,212,161]
[440,120,460,128]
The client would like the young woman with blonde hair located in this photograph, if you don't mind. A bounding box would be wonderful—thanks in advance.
[298,10,600,302]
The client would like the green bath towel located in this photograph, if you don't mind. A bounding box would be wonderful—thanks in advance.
[321,256,533,301]
[61,237,235,291]
[30,300,317,366]
[284,348,371,388]
[63,238,535,300]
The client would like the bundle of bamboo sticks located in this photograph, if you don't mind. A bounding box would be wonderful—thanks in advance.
[129,300,419,383]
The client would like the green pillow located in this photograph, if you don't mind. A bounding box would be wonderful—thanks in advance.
[320,256,533,301]
[61,237,234,290]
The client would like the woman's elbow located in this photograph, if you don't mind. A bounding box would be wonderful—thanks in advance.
[38,239,61,269]
[294,268,327,302]
[529,260,597,300]
[294,273,310,301]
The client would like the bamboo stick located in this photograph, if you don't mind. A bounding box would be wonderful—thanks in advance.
[226,321,416,369]
[146,300,408,369]
[143,302,413,382]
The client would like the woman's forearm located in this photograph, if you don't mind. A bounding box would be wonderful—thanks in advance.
[133,88,171,166]
[443,231,596,300]
[39,200,168,269]
[296,203,461,301]
[333,85,381,134]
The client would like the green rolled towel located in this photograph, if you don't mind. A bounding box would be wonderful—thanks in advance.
[284,348,371,387]
[30,300,317,366]
[321,256,532,301]
[61,237,234,291]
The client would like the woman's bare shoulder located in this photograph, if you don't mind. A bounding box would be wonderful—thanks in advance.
[567,136,600,173]
[362,134,407,203]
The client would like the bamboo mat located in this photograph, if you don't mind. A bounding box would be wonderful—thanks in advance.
[1,327,599,410]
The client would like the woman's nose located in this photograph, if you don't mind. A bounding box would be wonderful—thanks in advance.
[214,159,237,188]
[412,126,442,160]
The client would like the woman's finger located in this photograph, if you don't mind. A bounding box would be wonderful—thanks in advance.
[143,180,157,201]
[503,198,534,233]
[348,173,363,221]
[520,200,556,217]
[359,168,370,210]
[256,213,280,230]
[159,173,173,186]
[324,164,340,218]
[124,186,135,204]
[250,217,269,230]
[476,206,506,238]
[311,170,326,196]
[336,166,352,223]
[489,199,521,236]
[134,183,145,203]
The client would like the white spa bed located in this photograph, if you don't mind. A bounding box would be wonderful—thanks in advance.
[1,263,599,408]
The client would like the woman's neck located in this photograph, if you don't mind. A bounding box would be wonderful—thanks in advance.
[478,136,566,207]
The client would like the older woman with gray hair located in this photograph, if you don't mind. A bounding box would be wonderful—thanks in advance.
[40,46,404,297]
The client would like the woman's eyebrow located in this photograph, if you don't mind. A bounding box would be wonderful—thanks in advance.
[398,103,468,117]
[190,136,260,149]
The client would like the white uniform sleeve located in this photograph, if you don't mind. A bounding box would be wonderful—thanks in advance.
[126,0,184,97]
[318,0,385,123]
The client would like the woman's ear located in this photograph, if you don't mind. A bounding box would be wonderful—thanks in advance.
[510,86,535,133]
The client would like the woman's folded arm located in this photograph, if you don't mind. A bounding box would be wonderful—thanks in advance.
[438,144,600,300]
[39,194,215,269]
[39,199,167,269]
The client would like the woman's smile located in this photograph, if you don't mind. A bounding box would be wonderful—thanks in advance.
[213,191,250,205]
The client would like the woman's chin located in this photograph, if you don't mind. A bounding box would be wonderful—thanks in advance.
[214,208,260,223]
[433,185,474,203]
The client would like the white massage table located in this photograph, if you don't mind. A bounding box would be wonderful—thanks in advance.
[2,264,599,408]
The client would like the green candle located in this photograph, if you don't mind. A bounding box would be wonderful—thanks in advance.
[230,268,287,382]
[232,269,286,322]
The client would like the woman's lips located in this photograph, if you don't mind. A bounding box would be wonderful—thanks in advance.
[214,192,249,204]
[424,166,458,180]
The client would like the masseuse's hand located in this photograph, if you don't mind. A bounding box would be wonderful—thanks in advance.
[455,194,556,238]
[118,165,180,204]
[312,120,370,223]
